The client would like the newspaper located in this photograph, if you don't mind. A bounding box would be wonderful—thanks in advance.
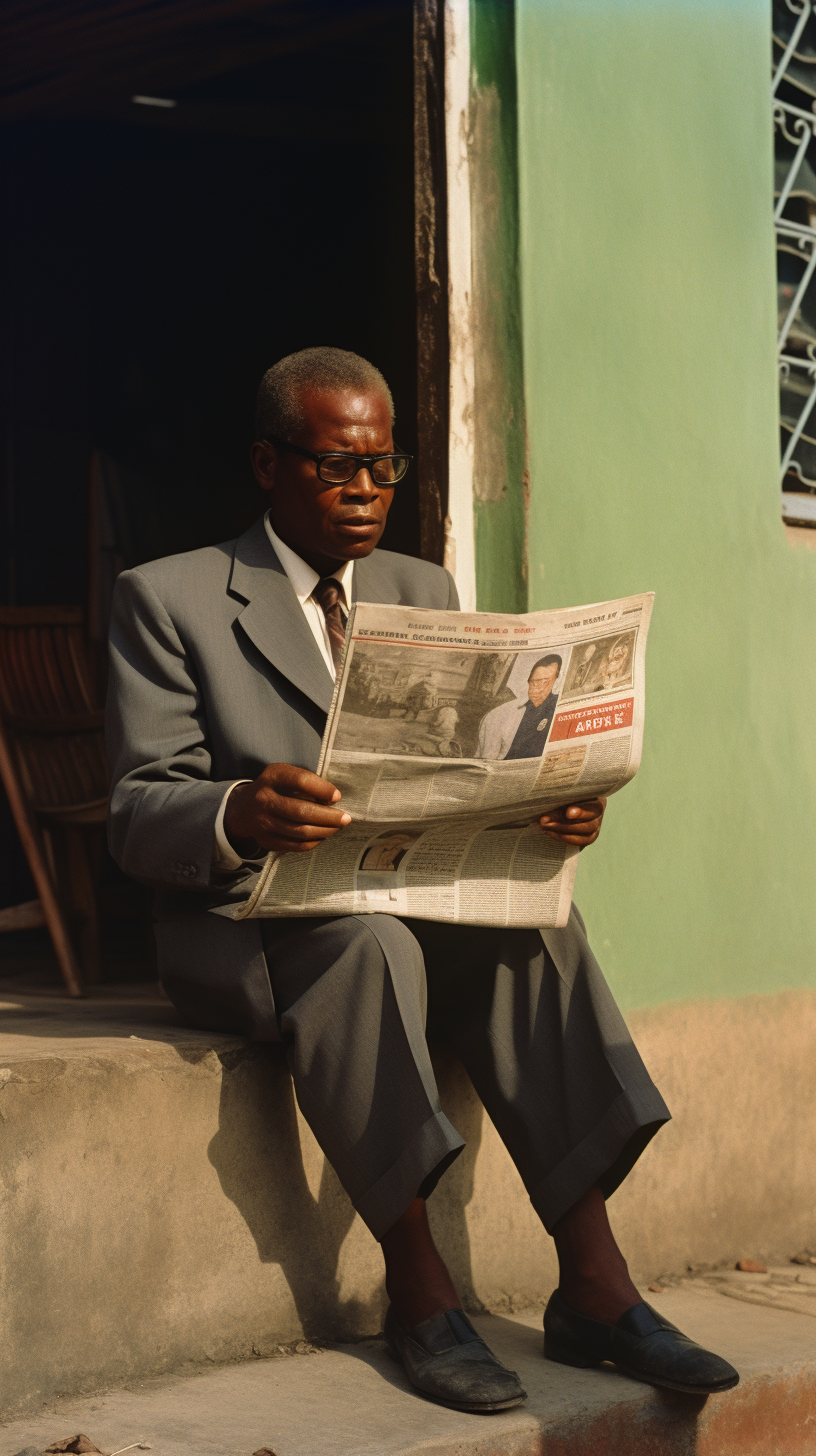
[218,592,653,928]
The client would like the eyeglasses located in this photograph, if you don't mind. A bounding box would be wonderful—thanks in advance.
[265,436,412,486]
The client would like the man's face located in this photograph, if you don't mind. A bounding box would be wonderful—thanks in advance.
[251,385,396,572]
[528,664,559,707]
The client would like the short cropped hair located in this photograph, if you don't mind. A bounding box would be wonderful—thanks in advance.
[529,654,562,678]
[255,347,395,441]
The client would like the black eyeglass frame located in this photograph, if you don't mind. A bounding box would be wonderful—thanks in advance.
[264,435,412,485]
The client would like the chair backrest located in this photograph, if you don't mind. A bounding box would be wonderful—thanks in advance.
[0,607,108,814]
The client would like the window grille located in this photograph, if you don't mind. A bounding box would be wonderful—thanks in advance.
[774,0,816,525]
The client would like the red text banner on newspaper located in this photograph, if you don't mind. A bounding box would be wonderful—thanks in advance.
[550,697,634,742]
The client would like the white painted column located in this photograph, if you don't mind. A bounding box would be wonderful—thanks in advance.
[444,0,477,611]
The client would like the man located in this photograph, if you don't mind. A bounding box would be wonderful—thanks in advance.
[477,655,561,760]
[404,678,437,719]
[107,347,738,1413]
[425,699,460,756]
[592,635,632,693]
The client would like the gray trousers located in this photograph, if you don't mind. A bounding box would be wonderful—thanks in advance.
[259,908,670,1242]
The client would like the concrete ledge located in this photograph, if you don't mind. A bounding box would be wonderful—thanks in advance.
[1,1290,814,1455]
[1,987,815,1419]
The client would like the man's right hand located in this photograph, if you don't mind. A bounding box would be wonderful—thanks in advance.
[224,764,351,856]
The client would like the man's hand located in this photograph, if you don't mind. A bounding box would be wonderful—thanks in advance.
[224,764,351,856]
[539,797,606,848]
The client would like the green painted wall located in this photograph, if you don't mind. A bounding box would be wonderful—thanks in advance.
[508,0,816,1007]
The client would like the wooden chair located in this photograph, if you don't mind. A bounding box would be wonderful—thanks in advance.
[0,607,110,996]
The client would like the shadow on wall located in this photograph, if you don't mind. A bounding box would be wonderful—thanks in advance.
[427,1048,486,1313]
[205,1043,485,1339]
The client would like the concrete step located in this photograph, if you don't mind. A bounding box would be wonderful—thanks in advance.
[1,1290,815,1456]
[3,985,816,1441]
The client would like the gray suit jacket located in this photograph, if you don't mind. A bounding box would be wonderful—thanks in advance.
[106,516,458,1037]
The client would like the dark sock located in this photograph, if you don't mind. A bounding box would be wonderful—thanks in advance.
[381,1197,462,1328]
[553,1186,642,1324]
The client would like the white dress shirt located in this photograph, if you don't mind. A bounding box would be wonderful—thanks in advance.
[213,513,354,871]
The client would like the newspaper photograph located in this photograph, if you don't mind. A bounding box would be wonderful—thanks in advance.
[216,591,654,929]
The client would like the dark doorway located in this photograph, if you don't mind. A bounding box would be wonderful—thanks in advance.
[1,0,418,612]
[0,1,419,934]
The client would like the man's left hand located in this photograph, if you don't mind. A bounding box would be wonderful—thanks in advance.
[539,797,606,848]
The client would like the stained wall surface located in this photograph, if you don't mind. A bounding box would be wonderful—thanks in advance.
[2,993,813,1417]
[507,0,816,1008]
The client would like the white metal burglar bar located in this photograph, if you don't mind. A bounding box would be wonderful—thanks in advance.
[774,0,816,524]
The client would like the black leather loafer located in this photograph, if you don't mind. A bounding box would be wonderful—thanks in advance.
[544,1289,739,1395]
[385,1305,527,1412]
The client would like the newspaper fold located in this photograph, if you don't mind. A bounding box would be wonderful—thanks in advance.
[215,591,654,928]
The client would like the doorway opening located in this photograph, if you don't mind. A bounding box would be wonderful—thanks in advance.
[0,0,436,966]
[2,0,419,613]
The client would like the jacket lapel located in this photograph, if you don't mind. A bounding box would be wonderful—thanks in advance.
[229,518,334,715]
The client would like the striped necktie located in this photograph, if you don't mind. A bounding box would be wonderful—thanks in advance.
[312,577,347,673]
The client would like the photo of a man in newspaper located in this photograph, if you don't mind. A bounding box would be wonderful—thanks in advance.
[476,653,563,759]
[358,831,418,873]
[334,645,567,760]
[561,628,636,701]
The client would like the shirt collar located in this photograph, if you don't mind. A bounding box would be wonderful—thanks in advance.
[264,513,354,606]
